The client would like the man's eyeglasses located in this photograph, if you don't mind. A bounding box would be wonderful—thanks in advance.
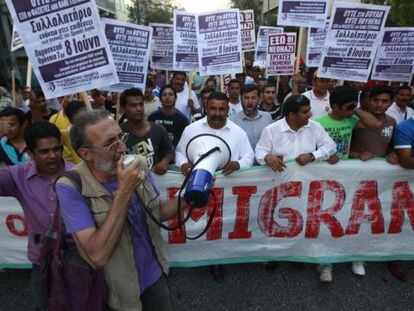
[89,132,129,152]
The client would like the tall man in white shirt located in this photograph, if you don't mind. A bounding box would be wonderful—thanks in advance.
[386,86,414,124]
[302,71,331,120]
[176,92,254,176]
[255,94,336,171]
[171,71,201,122]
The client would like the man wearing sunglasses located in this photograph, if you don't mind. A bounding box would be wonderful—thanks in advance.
[0,121,72,309]
[315,86,382,282]
[316,86,382,162]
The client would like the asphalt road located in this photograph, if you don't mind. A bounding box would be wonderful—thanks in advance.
[1,261,414,310]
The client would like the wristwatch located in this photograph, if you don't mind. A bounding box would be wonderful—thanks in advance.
[308,153,315,162]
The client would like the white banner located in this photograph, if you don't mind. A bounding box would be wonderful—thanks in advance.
[306,21,329,68]
[371,27,414,83]
[318,2,389,83]
[173,11,199,72]
[254,26,283,68]
[101,18,152,93]
[2,161,414,268]
[5,0,118,100]
[150,23,174,71]
[195,9,243,76]
[239,10,256,52]
[10,25,23,52]
[266,33,296,76]
[277,0,329,29]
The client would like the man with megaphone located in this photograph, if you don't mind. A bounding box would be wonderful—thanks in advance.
[175,92,254,281]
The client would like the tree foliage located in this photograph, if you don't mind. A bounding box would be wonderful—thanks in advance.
[230,0,263,31]
[361,0,414,27]
[128,0,181,25]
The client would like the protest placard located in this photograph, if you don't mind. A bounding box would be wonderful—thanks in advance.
[306,21,329,68]
[254,26,283,68]
[318,2,389,83]
[239,10,256,52]
[101,18,152,92]
[150,23,174,71]
[195,9,243,76]
[371,28,414,83]
[266,32,296,76]
[3,161,414,268]
[10,25,23,52]
[277,0,328,29]
[173,11,199,72]
[5,0,119,99]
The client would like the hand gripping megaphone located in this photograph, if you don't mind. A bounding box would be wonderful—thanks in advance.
[184,134,231,208]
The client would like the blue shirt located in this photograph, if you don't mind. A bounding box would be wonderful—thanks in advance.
[393,118,414,156]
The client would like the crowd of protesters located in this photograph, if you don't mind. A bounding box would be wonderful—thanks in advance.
[0,63,414,310]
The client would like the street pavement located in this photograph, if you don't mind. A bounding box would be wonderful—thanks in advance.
[1,261,414,310]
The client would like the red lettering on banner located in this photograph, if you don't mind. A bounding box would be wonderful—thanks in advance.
[167,188,186,244]
[6,214,28,236]
[388,182,414,233]
[228,186,256,239]
[258,182,303,238]
[167,187,224,243]
[305,180,345,238]
[345,181,384,235]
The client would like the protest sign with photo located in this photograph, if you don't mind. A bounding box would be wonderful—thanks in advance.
[239,10,256,52]
[195,9,243,76]
[318,2,389,83]
[2,161,414,268]
[371,28,414,83]
[5,0,118,99]
[101,18,152,92]
[173,11,199,72]
[266,32,296,76]
[150,23,174,71]
[254,26,283,68]
[277,0,329,29]
[10,25,23,52]
[306,21,329,68]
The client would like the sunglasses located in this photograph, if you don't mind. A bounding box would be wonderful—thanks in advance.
[345,103,357,111]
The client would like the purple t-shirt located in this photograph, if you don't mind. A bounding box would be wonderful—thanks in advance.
[56,178,162,294]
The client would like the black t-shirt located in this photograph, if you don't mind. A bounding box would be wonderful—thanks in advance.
[147,109,189,148]
[258,103,282,121]
[120,121,174,169]
[26,109,58,124]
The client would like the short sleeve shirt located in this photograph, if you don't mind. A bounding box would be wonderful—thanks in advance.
[393,118,414,156]
[316,114,359,159]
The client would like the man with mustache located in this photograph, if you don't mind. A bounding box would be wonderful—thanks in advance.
[175,92,254,282]
[56,109,180,310]
[386,86,414,124]
[175,92,254,177]
[230,84,272,149]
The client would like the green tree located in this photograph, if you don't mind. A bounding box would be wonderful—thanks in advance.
[230,0,263,31]
[128,0,181,25]
[361,0,414,27]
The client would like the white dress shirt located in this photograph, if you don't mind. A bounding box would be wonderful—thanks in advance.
[175,117,254,169]
[255,118,336,164]
[386,102,414,124]
[302,89,330,120]
[175,87,201,122]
